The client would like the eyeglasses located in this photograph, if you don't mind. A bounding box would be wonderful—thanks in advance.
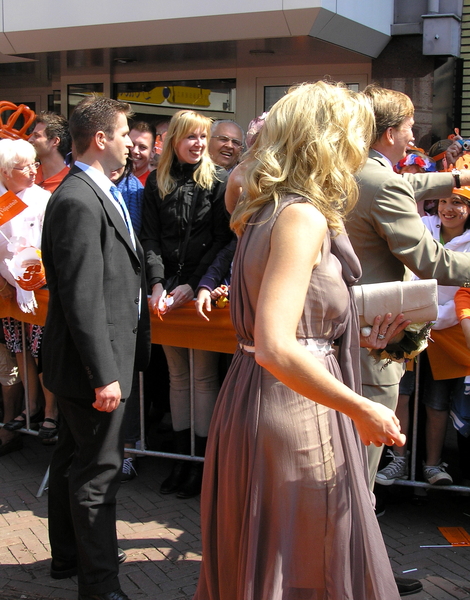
[13,162,40,174]
[212,135,243,148]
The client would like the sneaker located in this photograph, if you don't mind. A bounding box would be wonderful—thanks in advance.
[375,449,409,486]
[121,457,137,482]
[423,461,453,485]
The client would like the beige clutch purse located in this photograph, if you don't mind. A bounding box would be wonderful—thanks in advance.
[352,279,438,328]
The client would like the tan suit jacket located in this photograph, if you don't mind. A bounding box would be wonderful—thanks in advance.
[347,149,470,386]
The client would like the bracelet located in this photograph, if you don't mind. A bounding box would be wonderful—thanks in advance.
[452,168,461,188]
[0,279,8,292]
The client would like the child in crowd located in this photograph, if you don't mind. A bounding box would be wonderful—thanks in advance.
[377,187,470,486]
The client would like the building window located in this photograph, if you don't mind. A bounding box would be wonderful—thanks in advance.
[264,82,360,111]
[68,83,104,116]
[264,86,290,111]
[114,79,236,117]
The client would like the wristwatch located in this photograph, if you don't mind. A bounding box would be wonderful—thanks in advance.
[452,168,461,188]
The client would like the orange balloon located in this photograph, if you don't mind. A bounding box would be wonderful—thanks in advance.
[16,261,46,291]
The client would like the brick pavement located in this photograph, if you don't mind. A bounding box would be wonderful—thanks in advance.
[1,433,470,599]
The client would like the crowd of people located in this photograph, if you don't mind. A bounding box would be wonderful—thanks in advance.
[0,82,470,599]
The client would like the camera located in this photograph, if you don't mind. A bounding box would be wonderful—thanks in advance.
[457,139,470,151]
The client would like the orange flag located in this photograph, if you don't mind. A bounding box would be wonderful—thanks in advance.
[0,190,27,226]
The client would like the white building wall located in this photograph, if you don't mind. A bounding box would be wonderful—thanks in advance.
[0,0,392,57]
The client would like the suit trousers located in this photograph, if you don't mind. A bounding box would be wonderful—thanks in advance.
[362,382,400,490]
[48,395,126,595]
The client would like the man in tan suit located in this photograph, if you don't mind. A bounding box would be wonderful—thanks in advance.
[347,85,470,596]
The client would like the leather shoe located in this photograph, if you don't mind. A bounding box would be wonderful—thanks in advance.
[51,548,127,580]
[3,408,44,431]
[395,575,423,596]
[117,548,127,564]
[78,589,130,600]
[176,463,203,499]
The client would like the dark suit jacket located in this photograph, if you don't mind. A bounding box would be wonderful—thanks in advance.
[41,166,150,401]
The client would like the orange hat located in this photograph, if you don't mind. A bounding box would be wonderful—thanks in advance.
[453,186,470,203]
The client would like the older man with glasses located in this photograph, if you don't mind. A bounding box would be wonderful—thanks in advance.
[209,119,244,171]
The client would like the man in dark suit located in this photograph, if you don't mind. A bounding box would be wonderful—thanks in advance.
[42,96,151,600]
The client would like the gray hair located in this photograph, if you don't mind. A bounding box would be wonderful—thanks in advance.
[211,119,245,144]
[0,138,36,176]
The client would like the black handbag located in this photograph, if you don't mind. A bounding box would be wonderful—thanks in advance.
[164,186,200,292]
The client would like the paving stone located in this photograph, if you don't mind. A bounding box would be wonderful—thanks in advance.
[3,435,470,599]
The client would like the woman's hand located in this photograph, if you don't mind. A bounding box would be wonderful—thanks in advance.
[149,283,164,314]
[167,284,194,312]
[353,399,406,448]
[211,285,229,300]
[360,313,411,349]
[195,288,212,321]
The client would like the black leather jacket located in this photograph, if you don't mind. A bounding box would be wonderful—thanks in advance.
[140,161,231,293]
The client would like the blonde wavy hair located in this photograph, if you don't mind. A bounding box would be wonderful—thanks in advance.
[157,110,216,198]
[231,81,374,236]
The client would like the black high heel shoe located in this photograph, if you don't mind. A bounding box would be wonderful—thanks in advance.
[3,408,44,431]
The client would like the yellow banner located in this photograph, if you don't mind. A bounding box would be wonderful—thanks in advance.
[117,86,211,108]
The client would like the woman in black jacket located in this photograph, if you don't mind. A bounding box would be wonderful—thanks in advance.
[140,109,231,498]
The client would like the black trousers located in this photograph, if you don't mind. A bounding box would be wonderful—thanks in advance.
[48,395,126,595]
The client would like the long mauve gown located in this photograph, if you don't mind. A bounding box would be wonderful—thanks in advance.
[194,196,399,600]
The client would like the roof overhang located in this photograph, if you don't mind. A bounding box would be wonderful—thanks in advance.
[0,1,393,59]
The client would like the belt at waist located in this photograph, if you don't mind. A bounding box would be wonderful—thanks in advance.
[239,338,334,355]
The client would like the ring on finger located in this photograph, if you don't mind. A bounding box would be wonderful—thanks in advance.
[377,333,386,340]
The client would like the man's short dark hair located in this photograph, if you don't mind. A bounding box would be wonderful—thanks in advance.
[70,96,132,156]
[35,111,71,159]
[130,120,156,145]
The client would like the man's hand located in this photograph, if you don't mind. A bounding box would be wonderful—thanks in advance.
[93,381,122,412]
[360,313,411,349]
[446,138,463,168]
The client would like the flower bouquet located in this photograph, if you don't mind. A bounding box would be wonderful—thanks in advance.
[368,321,433,367]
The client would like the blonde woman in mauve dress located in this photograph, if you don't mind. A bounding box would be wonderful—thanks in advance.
[193,82,408,600]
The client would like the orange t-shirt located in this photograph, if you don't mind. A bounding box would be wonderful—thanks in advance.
[455,287,470,321]
[137,170,150,187]
[36,165,70,193]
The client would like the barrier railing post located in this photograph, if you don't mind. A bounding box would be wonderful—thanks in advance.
[21,321,31,430]
[189,348,195,457]
[139,371,145,452]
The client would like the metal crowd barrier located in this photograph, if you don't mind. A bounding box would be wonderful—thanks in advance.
[0,291,237,496]
[1,291,468,496]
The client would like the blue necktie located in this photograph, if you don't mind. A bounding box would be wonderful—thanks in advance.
[110,185,136,250]
[110,184,141,317]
